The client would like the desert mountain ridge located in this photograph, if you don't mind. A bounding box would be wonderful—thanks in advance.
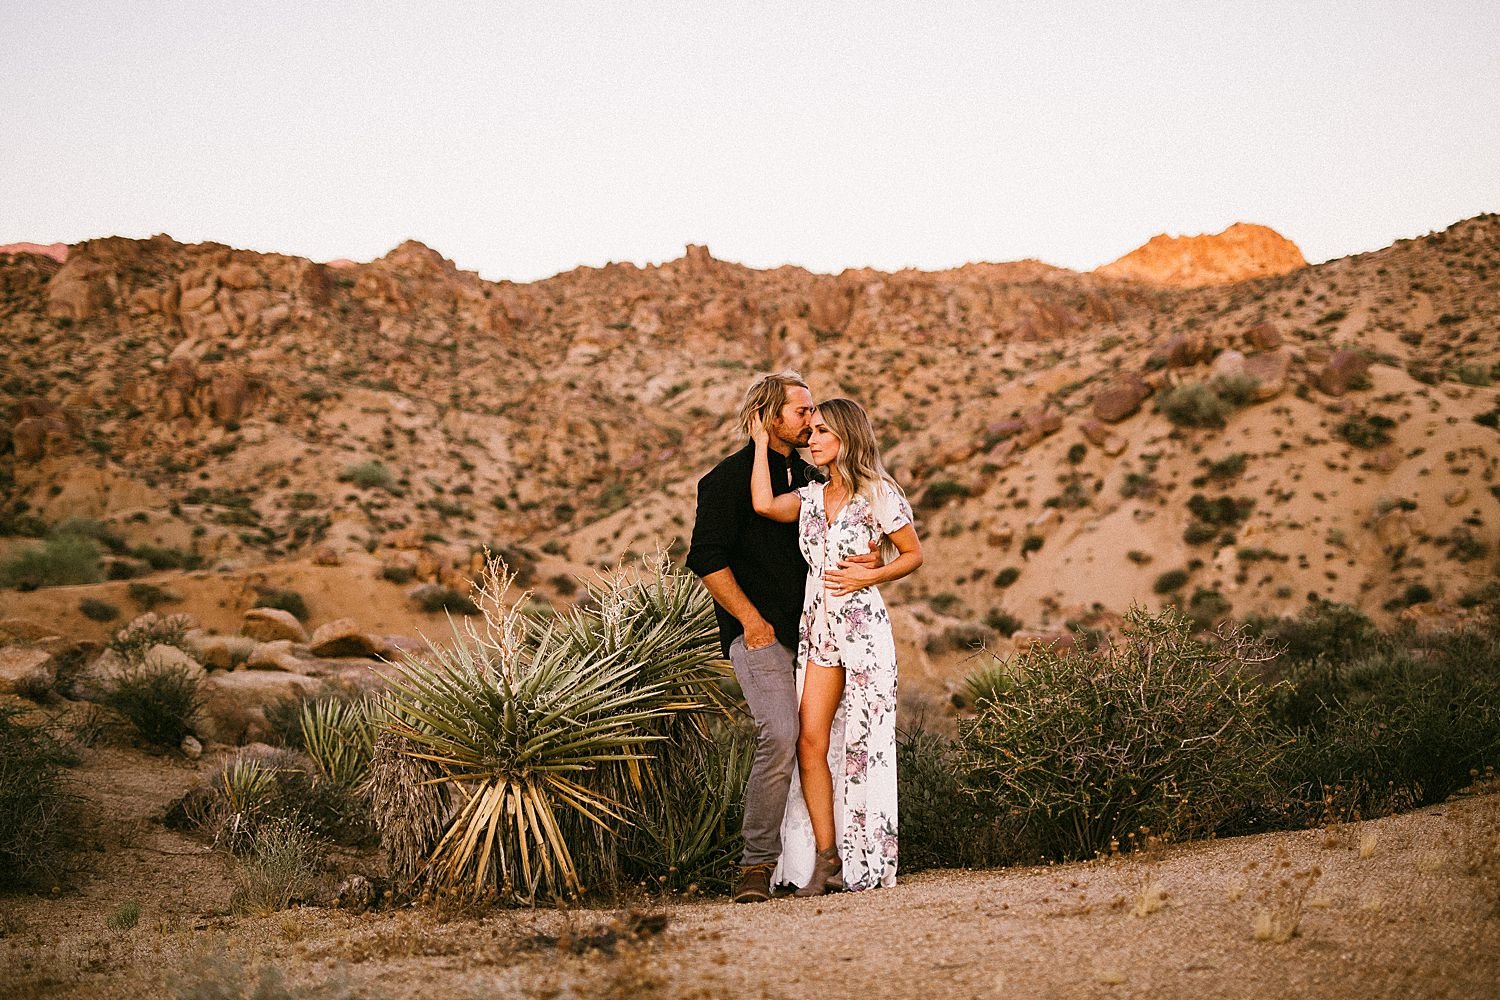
[1,215,1497,712]
[5,220,1303,291]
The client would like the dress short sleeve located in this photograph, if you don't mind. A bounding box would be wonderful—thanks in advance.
[797,482,822,505]
[872,480,913,536]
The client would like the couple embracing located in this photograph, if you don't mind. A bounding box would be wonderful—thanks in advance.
[686,371,923,903]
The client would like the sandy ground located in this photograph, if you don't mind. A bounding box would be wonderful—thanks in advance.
[4,740,1499,1000]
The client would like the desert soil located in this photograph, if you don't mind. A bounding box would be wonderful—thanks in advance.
[4,742,1498,1000]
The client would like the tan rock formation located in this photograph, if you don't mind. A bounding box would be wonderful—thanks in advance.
[1096,223,1306,287]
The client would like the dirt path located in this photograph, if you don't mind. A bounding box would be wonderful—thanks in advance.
[4,748,1498,999]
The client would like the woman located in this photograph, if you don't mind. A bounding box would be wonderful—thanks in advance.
[749,398,923,895]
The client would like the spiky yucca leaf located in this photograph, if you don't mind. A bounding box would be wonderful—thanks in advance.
[300,696,378,790]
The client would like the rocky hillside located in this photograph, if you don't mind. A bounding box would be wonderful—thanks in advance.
[2,217,1498,703]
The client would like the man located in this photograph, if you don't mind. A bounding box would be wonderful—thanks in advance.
[686,371,878,903]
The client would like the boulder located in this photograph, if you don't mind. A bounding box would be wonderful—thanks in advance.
[144,643,206,681]
[72,647,131,702]
[1211,349,1247,380]
[197,670,322,744]
[312,546,342,567]
[1318,350,1370,396]
[217,262,262,290]
[1092,376,1150,423]
[0,646,55,697]
[179,284,217,313]
[309,618,383,659]
[1444,487,1469,507]
[192,633,254,671]
[1242,349,1291,400]
[242,607,309,643]
[244,640,305,672]
[1244,321,1283,350]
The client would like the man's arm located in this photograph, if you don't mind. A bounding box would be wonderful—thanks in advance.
[685,463,776,650]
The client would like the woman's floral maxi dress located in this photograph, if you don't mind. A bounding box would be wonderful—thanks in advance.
[772,479,913,892]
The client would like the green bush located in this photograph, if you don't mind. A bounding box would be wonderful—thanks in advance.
[1272,630,1500,822]
[0,534,103,589]
[338,460,396,491]
[254,587,309,622]
[1153,569,1190,593]
[417,586,480,616]
[1336,413,1395,449]
[1244,601,1383,668]
[1182,521,1218,545]
[79,598,120,622]
[1212,373,1260,407]
[1158,381,1231,428]
[167,748,374,852]
[126,582,174,610]
[993,567,1020,588]
[0,706,79,888]
[105,660,203,748]
[897,727,1009,873]
[954,608,1285,862]
[983,608,1022,637]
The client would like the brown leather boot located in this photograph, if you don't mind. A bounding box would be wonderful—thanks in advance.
[794,847,845,897]
[732,863,774,903]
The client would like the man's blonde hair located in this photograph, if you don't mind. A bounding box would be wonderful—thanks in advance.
[736,370,809,437]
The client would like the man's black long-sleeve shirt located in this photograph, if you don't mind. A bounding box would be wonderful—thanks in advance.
[686,442,817,658]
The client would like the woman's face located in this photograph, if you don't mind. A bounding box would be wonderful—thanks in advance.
[807,416,842,469]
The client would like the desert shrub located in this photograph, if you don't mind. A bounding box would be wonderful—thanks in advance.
[1212,373,1260,406]
[955,608,1284,861]
[380,564,414,585]
[0,534,103,589]
[897,727,1009,872]
[229,817,324,915]
[0,706,80,888]
[170,749,374,852]
[417,586,480,615]
[1154,569,1190,593]
[1187,493,1255,526]
[1336,413,1396,449]
[129,545,202,571]
[338,460,395,491]
[1272,629,1500,822]
[1199,452,1248,483]
[983,608,1022,637]
[254,587,309,622]
[919,479,970,510]
[549,573,578,596]
[379,554,729,903]
[79,598,120,622]
[993,567,1021,588]
[1244,600,1383,668]
[108,612,195,663]
[105,659,203,748]
[1182,521,1219,545]
[1158,381,1231,428]
[1184,587,1232,629]
[126,582,174,610]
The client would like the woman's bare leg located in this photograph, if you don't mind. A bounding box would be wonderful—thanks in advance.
[798,662,846,852]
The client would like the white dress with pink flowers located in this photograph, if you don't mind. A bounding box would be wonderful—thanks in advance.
[772,478,911,892]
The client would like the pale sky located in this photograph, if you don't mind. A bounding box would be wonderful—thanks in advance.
[3,2,1497,282]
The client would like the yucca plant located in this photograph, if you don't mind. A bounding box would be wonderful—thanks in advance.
[382,553,730,903]
[300,696,378,790]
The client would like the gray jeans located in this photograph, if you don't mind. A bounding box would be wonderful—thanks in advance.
[729,635,799,866]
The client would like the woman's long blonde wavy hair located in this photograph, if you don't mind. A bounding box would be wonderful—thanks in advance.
[815,398,908,559]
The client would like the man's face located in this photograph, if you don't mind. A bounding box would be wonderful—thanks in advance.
[768,386,815,448]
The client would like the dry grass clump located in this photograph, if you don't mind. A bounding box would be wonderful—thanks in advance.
[1244,844,1323,943]
[229,818,325,916]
